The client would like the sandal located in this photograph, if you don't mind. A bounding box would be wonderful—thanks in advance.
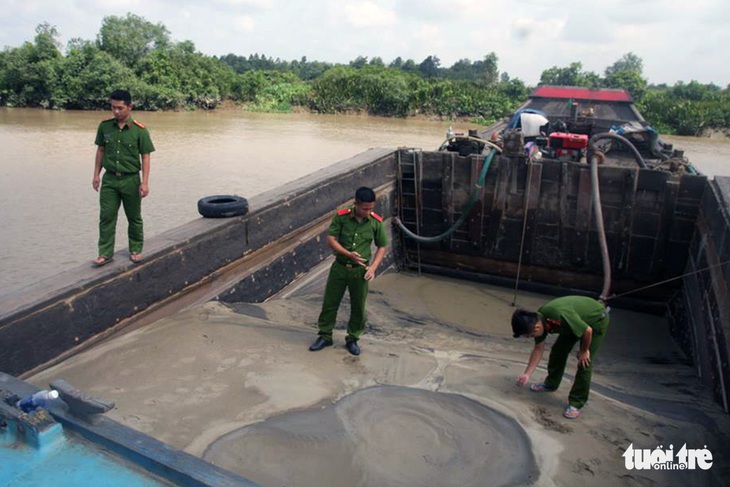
[92,256,113,267]
[130,253,143,264]
[529,383,556,393]
[563,404,581,419]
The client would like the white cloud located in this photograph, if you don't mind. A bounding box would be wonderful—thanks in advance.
[233,15,255,31]
[222,0,273,6]
[342,1,397,27]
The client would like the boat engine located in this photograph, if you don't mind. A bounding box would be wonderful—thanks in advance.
[547,132,589,162]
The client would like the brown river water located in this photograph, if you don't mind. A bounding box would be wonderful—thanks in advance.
[1,107,729,297]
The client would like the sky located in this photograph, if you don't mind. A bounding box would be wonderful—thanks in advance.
[0,0,728,87]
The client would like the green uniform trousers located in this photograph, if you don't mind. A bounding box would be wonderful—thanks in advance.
[544,316,609,409]
[98,173,143,257]
[317,261,369,342]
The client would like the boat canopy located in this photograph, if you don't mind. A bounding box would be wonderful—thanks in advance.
[531,86,633,103]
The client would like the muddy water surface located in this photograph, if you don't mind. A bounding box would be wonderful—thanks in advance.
[0,108,452,295]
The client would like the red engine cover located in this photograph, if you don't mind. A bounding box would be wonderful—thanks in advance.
[549,132,589,149]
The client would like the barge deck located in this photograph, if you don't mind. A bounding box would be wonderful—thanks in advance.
[25,270,730,486]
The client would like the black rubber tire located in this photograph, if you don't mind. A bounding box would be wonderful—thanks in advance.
[197,195,249,218]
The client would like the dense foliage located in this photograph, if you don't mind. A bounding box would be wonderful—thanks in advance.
[1,15,728,136]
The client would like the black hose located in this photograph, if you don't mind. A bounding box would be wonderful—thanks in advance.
[589,132,648,169]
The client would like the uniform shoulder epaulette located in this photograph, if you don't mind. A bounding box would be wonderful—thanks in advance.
[370,212,383,222]
[133,120,146,129]
[337,208,352,216]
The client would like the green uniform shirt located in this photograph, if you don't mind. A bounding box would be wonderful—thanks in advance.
[95,118,155,173]
[327,207,388,263]
[535,295,608,344]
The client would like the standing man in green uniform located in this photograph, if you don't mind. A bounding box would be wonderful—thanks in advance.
[309,187,388,356]
[91,89,155,266]
[511,295,610,419]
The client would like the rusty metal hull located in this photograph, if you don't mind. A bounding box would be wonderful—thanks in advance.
[397,150,706,300]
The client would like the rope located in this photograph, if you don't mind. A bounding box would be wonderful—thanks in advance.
[604,260,730,301]
[512,157,536,306]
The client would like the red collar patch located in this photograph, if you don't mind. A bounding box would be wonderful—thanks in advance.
[544,318,561,332]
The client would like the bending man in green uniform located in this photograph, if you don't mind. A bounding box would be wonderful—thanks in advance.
[92,89,155,266]
[511,295,610,419]
[309,187,388,356]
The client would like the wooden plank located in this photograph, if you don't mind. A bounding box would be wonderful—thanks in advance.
[616,168,638,274]
[572,167,593,267]
[654,179,679,278]
[486,155,511,256]
[468,156,485,249]
[442,152,455,250]
[522,163,543,265]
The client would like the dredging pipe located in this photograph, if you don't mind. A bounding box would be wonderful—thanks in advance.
[590,151,612,300]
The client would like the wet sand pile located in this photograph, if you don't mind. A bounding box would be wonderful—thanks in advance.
[206,386,537,486]
[28,271,730,486]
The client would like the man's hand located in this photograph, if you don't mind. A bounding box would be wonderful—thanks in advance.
[349,251,366,266]
[139,183,149,197]
[364,267,376,281]
[92,176,100,192]
[577,349,591,368]
[516,374,530,386]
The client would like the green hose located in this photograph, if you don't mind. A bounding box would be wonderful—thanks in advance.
[395,148,496,243]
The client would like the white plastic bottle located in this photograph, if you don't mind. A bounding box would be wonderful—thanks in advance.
[16,390,60,413]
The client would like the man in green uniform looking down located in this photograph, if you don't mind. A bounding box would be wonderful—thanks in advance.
[309,187,388,356]
[91,89,155,266]
[511,295,610,419]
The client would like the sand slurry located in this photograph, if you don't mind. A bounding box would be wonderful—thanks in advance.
[30,271,730,486]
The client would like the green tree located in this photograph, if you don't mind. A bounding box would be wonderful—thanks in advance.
[0,23,63,107]
[605,52,643,77]
[448,59,474,80]
[137,40,234,108]
[32,23,62,62]
[389,57,403,69]
[401,59,418,74]
[604,52,647,101]
[350,56,368,69]
[97,13,170,69]
[419,55,441,78]
[539,62,600,87]
[369,57,385,67]
[56,40,148,109]
[474,52,499,85]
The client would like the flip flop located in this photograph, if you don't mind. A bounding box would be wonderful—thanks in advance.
[563,404,582,419]
[130,253,143,264]
[529,383,556,392]
[92,256,113,267]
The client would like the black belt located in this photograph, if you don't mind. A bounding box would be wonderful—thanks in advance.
[337,260,368,268]
[106,170,138,177]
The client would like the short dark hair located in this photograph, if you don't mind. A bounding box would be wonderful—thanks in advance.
[511,309,539,338]
[355,186,376,203]
[109,89,132,106]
